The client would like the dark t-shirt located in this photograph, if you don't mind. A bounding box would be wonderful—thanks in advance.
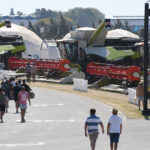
[0,93,6,105]
[2,84,10,97]
[21,84,30,92]
[13,86,21,100]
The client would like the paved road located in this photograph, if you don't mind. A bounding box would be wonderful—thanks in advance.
[0,87,150,150]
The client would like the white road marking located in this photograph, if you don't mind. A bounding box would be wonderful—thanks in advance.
[16,119,75,123]
[0,142,44,147]
[32,104,64,107]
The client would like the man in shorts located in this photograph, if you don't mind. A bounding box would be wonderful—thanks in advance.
[18,86,31,123]
[31,63,37,82]
[0,88,6,123]
[25,63,31,83]
[1,81,10,113]
[13,82,21,113]
[136,82,144,110]
[107,108,122,150]
[85,108,104,150]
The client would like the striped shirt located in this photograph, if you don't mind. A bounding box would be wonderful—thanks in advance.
[85,115,102,134]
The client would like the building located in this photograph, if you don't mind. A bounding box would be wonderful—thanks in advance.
[110,16,148,33]
[0,15,39,27]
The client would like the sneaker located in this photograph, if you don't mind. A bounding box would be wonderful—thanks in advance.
[16,110,19,113]
[21,119,26,123]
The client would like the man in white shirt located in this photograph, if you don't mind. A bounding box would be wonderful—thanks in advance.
[107,108,122,150]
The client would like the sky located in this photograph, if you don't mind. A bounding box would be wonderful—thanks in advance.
[0,0,148,17]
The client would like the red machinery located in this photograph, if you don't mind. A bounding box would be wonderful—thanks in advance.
[8,57,70,73]
[86,62,141,81]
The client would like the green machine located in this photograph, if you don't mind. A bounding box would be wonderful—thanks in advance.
[0,20,26,68]
[57,19,142,67]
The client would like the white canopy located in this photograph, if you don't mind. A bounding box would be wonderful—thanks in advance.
[106,29,139,39]
[0,24,60,59]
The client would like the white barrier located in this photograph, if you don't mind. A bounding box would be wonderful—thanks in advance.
[128,88,138,105]
[73,78,88,92]
[0,70,17,80]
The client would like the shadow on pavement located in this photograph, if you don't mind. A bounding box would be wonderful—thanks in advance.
[144,115,150,120]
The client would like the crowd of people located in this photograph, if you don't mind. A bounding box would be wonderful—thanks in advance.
[0,78,31,123]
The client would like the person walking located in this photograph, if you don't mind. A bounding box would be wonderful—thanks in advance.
[0,88,6,123]
[107,108,122,150]
[25,63,31,83]
[13,82,21,113]
[1,81,10,113]
[85,108,104,150]
[21,80,31,93]
[18,86,31,123]
[136,82,144,110]
[31,63,37,82]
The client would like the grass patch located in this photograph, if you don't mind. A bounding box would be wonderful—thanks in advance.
[30,82,145,119]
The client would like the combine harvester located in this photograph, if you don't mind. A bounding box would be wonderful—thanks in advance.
[7,40,71,78]
[4,19,143,85]
[0,22,71,78]
[56,19,143,86]
[0,20,26,68]
[0,20,27,79]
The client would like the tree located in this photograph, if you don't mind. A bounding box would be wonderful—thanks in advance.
[28,21,35,32]
[10,8,15,15]
[20,21,24,26]
[59,15,67,37]
[17,11,23,16]
[113,19,123,29]
[124,20,132,31]
[65,8,104,27]
[35,26,41,37]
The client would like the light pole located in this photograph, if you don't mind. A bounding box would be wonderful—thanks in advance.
[142,2,150,115]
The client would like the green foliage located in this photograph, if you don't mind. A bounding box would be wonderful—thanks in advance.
[30,7,105,39]
[112,19,132,32]
[33,8,62,18]
[17,11,23,16]
[70,63,82,72]
[28,21,35,32]
[65,7,104,27]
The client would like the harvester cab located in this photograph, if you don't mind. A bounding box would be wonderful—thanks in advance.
[0,20,26,69]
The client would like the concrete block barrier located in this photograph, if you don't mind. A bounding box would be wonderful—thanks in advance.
[73,78,88,92]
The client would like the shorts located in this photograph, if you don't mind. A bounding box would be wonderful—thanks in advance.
[137,96,143,102]
[20,104,27,110]
[5,96,9,102]
[109,133,120,143]
[89,132,99,143]
[0,104,6,112]
[26,72,31,77]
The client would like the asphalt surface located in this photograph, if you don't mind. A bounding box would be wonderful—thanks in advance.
[0,87,150,150]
